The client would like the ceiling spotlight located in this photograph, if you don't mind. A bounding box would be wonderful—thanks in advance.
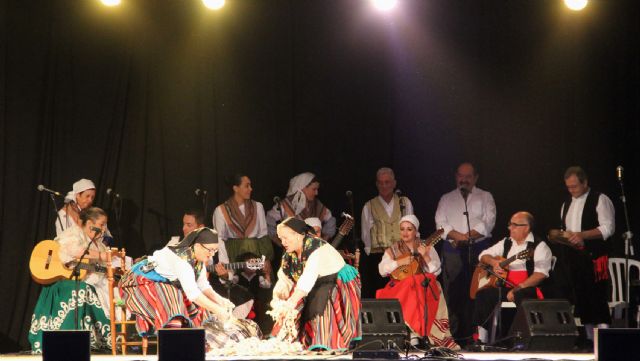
[203,0,225,10]
[372,0,398,11]
[100,0,121,6]
[564,0,588,11]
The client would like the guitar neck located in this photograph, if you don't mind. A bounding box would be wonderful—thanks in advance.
[498,253,523,269]
[223,261,247,271]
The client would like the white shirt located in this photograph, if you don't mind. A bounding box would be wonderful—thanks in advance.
[213,201,268,266]
[378,245,441,277]
[56,207,113,239]
[435,186,496,244]
[361,196,414,253]
[478,233,552,277]
[276,244,346,294]
[561,190,615,240]
[148,247,213,302]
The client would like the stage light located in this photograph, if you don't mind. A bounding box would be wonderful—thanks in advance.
[100,0,121,6]
[203,0,225,10]
[371,0,398,11]
[564,0,588,11]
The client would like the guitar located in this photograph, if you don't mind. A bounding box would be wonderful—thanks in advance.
[331,213,355,248]
[206,255,265,273]
[30,240,108,285]
[390,228,445,281]
[469,248,533,299]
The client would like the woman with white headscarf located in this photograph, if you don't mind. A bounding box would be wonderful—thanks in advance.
[55,178,97,236]
[376,215,459,350]
[266,172,336,241]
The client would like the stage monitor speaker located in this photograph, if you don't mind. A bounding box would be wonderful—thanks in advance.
[595,328,640,361]
[509,299,578,351]
[358,298,407,350]
[42,330,90,361]
[158,328,205,361]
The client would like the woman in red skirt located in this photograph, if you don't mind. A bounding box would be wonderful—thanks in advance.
[376,215,459,349]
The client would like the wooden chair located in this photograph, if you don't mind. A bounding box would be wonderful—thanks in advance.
[107,249,156,355]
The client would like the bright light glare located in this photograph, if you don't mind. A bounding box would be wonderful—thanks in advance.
[372,0,397,11]
[100,0,121,6]
[203,0,225,10]
[564,0,588,11]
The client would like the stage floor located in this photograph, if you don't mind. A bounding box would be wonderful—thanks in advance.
[0,351,596,361]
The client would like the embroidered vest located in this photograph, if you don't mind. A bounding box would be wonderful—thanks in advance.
[370,195,405,250]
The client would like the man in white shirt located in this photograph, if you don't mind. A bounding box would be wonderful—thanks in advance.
[435,162,496,342]
[560,166,614,344]
[361,167,413,298]
[471,211,552,344]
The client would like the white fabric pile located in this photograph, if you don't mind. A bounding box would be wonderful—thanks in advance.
[207,336,304,356]
[267,299,299,342]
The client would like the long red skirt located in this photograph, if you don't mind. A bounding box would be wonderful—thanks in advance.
[376,273,458,349]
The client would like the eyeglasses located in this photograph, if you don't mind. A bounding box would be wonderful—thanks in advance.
[508,222,528,227]
[200,243,217,255]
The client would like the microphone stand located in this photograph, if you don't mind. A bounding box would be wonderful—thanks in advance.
[347,192,356,251]
[50,194,63,235]
[618,177,634,327]
[478,263,515,344]
[462,190,473,277]
[72,231,101,329]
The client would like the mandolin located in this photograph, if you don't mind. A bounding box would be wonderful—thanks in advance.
[469,248,532,299]
[390,228,444,281]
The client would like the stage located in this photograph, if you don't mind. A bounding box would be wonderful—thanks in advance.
[0,351,596,361]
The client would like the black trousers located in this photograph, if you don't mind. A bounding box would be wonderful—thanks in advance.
[568,251,612,325]
[472,286,538,329]
[441,240,488,340]
[360,252,388,298]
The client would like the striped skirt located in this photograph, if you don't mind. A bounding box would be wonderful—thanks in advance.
[272,264,362,351]
[119,270,212,336]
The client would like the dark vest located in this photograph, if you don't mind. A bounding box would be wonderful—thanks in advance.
[561,190,610,258]
[502,236,545,277]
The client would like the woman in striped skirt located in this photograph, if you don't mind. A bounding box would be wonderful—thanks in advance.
[119,228,235,335]
[270,217,362,351]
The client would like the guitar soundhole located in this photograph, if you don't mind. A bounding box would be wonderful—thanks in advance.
[45,250,53,269]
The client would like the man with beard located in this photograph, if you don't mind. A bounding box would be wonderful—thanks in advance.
[435,162,496,344]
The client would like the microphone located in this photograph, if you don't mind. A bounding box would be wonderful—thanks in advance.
[345,190,353,198]
[37,185,62,197]
[91,226,102,234]
[195,188,208,197]
[395,189,402,197]
[273,196,281,204]
[460,187,469,200]
[106,188,120,198]
[616,166,624,181]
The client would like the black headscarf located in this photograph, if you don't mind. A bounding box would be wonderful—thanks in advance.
[174,227,218,249]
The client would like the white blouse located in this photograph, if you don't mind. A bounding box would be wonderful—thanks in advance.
[148,247,213,302]
[378,245,441,277]
[275,244,346,295]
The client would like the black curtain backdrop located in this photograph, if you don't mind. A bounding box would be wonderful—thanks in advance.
[1,0,638,352]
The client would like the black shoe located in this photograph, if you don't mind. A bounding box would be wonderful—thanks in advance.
[464,340,486,352]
